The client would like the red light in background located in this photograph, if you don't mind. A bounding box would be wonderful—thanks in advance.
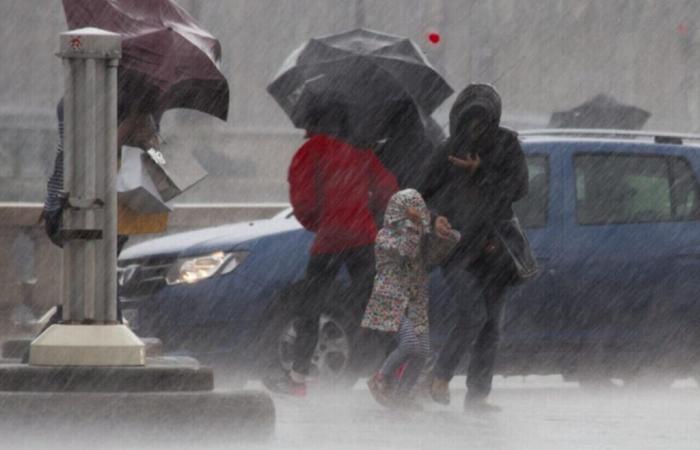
[427,32,441,45]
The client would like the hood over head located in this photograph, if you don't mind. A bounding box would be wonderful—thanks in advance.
[449,84,501,149]
[383,188,430,229]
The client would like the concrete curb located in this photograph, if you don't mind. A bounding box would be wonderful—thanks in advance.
[0,390,276,441]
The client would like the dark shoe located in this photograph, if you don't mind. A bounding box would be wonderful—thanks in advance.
[262,370,307,397]
[464,395,501,413]
[367,373,393,407]
[430,377,450,405]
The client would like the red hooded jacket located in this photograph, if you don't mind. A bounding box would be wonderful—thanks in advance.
[288,134,399,255]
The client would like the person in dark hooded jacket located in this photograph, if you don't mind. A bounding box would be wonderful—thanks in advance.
[418,84,528,411]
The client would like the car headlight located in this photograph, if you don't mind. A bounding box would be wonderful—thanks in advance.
[165,251,249,286]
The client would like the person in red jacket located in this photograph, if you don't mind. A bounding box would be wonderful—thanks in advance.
[267,105,399,396]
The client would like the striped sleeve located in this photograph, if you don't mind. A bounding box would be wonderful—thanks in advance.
[43,119,64,213]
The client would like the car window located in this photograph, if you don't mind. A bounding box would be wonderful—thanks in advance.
[513,155,548,228]
[575,154,700,225]
[669,158,700,221]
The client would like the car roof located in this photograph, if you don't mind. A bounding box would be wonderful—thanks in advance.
[519,129,700,150]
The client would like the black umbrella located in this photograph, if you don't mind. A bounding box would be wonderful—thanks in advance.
[268,28,453,141]
[549,94,651,130]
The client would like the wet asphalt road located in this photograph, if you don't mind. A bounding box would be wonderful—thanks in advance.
[253,376,700,450]
[4,375,699,449]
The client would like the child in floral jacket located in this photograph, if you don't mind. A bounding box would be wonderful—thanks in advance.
[361,189,460,407]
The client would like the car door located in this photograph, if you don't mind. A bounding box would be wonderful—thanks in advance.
[556,145,694,364]
[499,145,565,359]
[648,151,700,365]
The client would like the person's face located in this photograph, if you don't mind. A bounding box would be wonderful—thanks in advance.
[464,116,489,142]
[118,112,160,150]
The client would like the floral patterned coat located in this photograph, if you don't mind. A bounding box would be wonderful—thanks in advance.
[361,189,460,336]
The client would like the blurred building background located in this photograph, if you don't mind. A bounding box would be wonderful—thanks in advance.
[1,0,699,318]
[2,0,700,204]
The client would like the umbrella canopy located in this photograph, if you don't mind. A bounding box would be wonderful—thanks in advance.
[549,94,651,130]
[268,28,453,141]
[63,0,229,120]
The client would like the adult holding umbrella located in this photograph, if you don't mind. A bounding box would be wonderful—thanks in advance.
[264,29,452,395]
[43,0,229,324]
[268,102,399,396]
[45,0,229,244]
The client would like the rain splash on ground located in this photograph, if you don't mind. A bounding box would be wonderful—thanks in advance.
[7,375,698,450]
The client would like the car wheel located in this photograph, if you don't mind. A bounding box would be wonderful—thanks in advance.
[276,308,357,387]
[258,299,360,389]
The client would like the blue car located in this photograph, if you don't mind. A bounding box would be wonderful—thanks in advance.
[118,130,700,387]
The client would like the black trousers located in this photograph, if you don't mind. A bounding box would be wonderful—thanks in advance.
[433,260,510,400]
[292,245,375,376]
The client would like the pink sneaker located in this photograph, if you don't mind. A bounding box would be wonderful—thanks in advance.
[367,373,392,407]
[262,371,307,397]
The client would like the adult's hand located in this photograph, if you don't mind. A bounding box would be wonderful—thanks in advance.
[448,153,481,174]
[434,215,453,239]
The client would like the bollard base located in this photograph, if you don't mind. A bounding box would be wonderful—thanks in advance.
[0,356,213,392]
[2,336,163,359]
[29,324,145,366]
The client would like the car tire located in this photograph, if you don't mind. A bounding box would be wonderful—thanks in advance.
[257,286,362,389]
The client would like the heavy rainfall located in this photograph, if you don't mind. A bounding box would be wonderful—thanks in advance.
[0,1,699,449]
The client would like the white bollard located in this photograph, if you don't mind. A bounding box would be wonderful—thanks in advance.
[29,28,144,366]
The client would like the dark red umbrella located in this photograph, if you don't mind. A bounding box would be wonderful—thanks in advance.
[63,0,229,121]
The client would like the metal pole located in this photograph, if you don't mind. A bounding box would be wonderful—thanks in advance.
[58,31,120,324]
[100,57,119,323]
[61,57,75,321]
[84,57,97,321]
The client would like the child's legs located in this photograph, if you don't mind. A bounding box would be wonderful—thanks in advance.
[395,331,430,397]
[378,317,429,379]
